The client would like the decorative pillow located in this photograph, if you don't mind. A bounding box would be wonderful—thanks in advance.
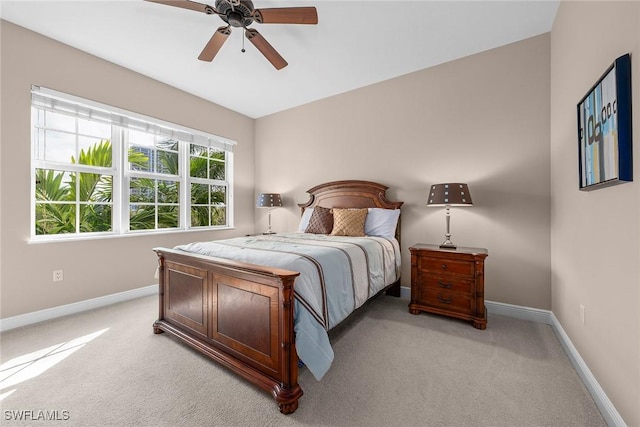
[298,208,314,232]
[305,206,333,234]
[330,208,368,237]
[365,208,400,237]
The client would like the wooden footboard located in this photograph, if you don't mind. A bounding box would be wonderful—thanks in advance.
[152,247,303,414]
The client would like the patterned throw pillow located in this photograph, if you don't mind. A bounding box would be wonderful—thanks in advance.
[305,206,334,234]
[330,208,368,237]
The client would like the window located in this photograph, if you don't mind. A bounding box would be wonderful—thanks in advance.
[189,144,227,228]
[31,86,235,240]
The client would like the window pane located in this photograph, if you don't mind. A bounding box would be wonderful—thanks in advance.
[158,139,179,152]
[209,158,225,180]
[95,174,113,202]
[211,207,226,226]
[211,185,226,205]
[79,204,112,232]
[158,206,179,229]
[128,136,178,176]
[35,169,72,201]
[190,144,207,156]
[190,156,208,178]
[191,206,209,227]
[158,180,179,203]
[129,146,152,172]
[128,129,155,148]
[156,150,179,175]
[78,137,112,167]
[78,173,112,202]
[130,178,155,203]
[44,130,75,163]
[78,120,110,138]
[46,111,75,132]
[35,203,76,235]
[130,205,156,230]
[191,183,209,204]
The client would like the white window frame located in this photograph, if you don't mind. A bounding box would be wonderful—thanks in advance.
[186,142,232,229]
[30,86,236,242]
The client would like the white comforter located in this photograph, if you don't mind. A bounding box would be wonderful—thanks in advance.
[175,232,401,380]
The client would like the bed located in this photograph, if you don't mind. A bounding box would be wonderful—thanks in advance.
[152,180,404,414]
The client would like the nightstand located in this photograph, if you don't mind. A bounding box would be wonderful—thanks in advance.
[408,244,488,329]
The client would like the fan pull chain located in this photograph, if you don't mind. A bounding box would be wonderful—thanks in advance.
[241,32,245,53]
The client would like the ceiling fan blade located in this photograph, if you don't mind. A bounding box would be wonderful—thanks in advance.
[245,29,288,70]
[145,0,217,15]
[198,26,231,62]
[253,7,318,25]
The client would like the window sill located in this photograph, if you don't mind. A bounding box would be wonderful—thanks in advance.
[27,226,235,244]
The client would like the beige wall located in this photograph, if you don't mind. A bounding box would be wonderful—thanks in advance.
[550,2,640,426]
[0,21,256,318]
[255,34,552,310]
[3,3,638,424]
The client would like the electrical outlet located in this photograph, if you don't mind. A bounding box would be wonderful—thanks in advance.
[53,270,64,282]
[579,304,585,325]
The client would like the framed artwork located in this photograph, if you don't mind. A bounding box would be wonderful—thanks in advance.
[577,53,632,191]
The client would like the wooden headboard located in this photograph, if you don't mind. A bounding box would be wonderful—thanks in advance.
[297,180,404,242]
[297,180,403,211]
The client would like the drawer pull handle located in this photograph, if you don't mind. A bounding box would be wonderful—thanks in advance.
[438,280,453,289]
[438,294,453,304]
[441,264,448,270]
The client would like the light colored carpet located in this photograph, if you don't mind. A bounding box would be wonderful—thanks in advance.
[0,295,605,427]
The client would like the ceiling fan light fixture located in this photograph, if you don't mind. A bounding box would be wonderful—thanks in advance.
[216,0,254,27]
[227,11,248,27]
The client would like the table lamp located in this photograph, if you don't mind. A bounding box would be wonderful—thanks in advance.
[257,193,282,234]
[427,183,473,249]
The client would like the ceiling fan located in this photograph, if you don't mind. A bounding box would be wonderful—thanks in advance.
[146,0,318,70]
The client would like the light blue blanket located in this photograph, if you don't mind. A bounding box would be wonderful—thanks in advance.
[175,232,401,380]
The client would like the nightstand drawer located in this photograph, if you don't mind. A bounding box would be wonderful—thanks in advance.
[417,257,474,277]
[418,289,472,314]
[418,273,471,294]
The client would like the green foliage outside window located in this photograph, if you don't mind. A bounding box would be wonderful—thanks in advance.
[34,140,227,235]
[189,145,226,227]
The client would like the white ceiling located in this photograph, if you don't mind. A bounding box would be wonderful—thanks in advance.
[1,0,559,118]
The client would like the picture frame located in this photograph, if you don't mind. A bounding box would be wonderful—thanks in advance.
[577,53,632,191]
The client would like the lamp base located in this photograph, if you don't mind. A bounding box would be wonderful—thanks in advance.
[439,239,457,250]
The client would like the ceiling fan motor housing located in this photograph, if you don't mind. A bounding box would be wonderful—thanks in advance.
[146,0,317,70]
[215,0,255,27]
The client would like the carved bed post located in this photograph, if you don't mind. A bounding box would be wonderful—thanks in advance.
[275,274,303,414]
[153,254,165,335]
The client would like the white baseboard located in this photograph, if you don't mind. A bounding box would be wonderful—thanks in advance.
[400,285,411,299]
[485,300,625,427]
[549,313,627,427]
[485,300,552,324]
[0,284,158,332]
[1,284,628,426]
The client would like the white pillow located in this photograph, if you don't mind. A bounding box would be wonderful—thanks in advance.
[365,208,400,237]
[298,208,314,232]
